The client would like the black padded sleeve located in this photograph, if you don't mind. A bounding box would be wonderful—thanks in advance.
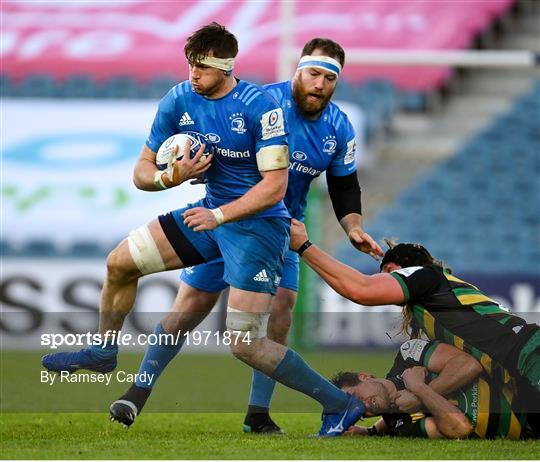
[326,172,362,221]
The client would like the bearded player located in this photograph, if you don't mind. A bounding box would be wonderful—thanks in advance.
[109,38,382,433]
[43,24,366,437]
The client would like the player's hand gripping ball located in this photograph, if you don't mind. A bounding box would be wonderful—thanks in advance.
[155,131,215,187]
[156,132,215,170]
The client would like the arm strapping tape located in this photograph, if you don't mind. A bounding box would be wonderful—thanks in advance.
[256,145,289,171]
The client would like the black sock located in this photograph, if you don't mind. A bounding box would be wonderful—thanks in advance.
[247,405,270,415]
[120,384,152,414]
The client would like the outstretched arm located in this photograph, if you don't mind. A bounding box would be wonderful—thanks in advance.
[290,219,404,306]
[340,213,384,261]
[327,173,383,261]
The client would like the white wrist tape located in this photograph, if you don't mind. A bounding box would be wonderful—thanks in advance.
[153,170,168,190]
[210,207,225,225]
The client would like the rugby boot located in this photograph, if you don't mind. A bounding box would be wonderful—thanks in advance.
[318,394,365,437]
[110,384,152,427]
[42,348,116,374]
[243,412,285,435]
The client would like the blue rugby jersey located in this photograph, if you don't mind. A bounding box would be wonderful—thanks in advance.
[146,80,290,219]
[264,80,357,221]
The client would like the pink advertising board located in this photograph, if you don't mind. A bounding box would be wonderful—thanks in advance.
[2,1,514,90]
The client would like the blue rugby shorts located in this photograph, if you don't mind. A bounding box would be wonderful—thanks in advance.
[180,249,300,293]
[159,199,290,295]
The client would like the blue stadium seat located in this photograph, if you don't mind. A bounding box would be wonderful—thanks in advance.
[22,240,59,257]
[146,76,178,99]
[17,74,58,98]
[334,79,399,141]
[58,75,100,98]
[0,74,15,97]
[68,241,106,258]
[101,76,144,99]
[399,92,427,112]
[0,240,17,257]
[335,80,540,276]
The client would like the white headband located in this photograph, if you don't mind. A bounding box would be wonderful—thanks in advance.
[196,56,235,73]
[297,55,342,76]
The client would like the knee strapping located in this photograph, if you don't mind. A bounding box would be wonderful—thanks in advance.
[226,307,269,339]
[127,224,166,275]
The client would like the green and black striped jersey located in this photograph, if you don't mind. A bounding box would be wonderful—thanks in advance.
[389,265,538,385]
[383,339,527,439]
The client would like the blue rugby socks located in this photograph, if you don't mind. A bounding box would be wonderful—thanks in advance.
[248,368,277,411]
[270,349,349,413]
[135,322,185,388]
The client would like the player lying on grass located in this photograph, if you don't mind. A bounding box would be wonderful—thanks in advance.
[42,23,367,437]
[289,218,540,434]
[109,38,382,433]
[332,339,538,439]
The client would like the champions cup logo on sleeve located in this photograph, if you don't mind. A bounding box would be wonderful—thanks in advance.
[268,110,279,126]
[297,55,342,77]
[260,108,285,140]
[344,139,356,164]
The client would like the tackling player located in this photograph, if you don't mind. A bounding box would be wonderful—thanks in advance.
[42,23,365,437]
[288,218,540,427]
[333,339,538,439]
[109,38,383,432]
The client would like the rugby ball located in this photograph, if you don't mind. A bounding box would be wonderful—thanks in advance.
[155,132,215,171]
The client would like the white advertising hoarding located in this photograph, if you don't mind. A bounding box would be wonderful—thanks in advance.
[2,259,538,350]
[2,99,206,248]
[0,259,228,351]
[2,98,364,249]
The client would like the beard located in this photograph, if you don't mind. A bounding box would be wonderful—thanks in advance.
[292,76,334,117]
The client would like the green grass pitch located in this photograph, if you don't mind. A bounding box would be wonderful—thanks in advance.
[1,350,538,459]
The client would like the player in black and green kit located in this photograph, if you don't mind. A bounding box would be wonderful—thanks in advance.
[289,219,540,424]
[332,339,537,439]
[378,242,540,397]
